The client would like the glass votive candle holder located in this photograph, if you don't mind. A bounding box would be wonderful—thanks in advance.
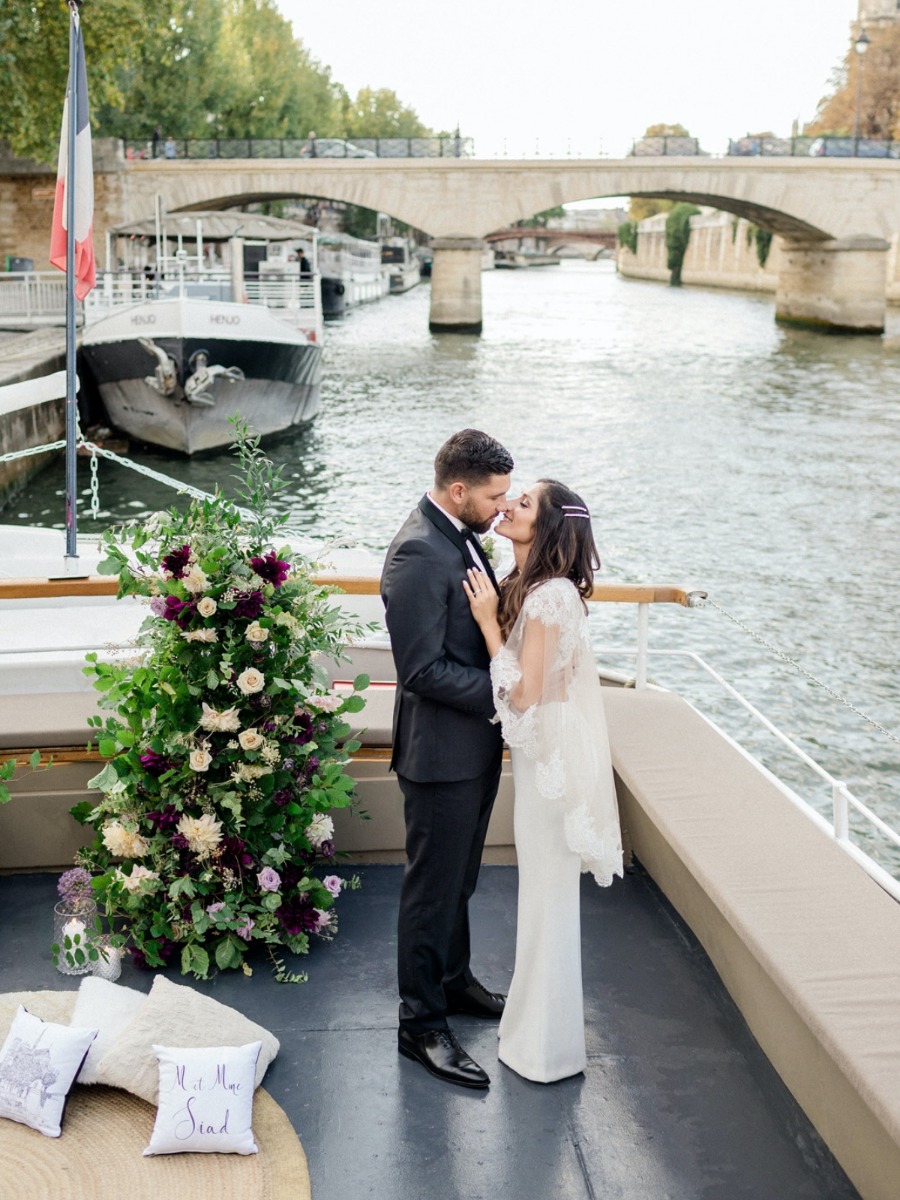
[53,899,98,976]
[91,936,123,982]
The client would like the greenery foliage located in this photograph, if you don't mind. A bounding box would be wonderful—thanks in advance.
[627,197,674,222]
[74,425,369,981]
[617,221,639,255]
[664,203,700,287]
[0,0,435,163]
[754,226,773,268]
[807,24,900,140]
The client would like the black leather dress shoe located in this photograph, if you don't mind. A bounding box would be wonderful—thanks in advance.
[445,980,507,1018]
[398,1028,490,1089]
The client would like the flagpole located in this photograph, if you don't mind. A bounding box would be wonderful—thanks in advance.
[63,0,82,569]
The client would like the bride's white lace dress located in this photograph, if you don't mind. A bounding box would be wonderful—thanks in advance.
[491,577,623,1082]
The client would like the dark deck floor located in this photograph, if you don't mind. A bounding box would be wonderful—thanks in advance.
[1,865,861,1200]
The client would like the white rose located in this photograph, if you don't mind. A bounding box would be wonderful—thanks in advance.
[189,748,212,772]
[238,728,265,751]
[237,667,265,695]
[197,597,218,618]
[245,623,268,643]
[308,693,343,713]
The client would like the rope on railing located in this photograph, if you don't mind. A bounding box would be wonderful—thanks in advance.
[708,599,900,748]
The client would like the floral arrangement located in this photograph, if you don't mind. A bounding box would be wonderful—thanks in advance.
[74,426,369,982]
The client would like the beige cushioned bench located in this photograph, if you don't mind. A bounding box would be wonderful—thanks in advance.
[603,686,900,1200]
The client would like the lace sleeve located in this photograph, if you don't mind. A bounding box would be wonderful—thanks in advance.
[490,578,623,888]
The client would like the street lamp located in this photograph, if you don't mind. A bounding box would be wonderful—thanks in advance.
[853,29,870,143]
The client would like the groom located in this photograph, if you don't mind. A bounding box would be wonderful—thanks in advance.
[381,429,514,1089]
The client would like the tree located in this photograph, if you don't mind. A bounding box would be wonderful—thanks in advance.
[0,0,153,162]
[643,122,690,138]
[342,87,431,139]
[807,25,900,139]
[93,0,227,143]
[665,203,699,286]
[628,198,674,221]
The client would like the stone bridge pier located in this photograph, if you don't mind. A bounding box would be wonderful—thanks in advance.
[428,238,485,333]
[775,237,889,333]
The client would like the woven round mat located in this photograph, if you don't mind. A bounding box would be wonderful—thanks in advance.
[0,991,311,1200]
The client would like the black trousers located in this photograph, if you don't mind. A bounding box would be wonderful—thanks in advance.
[396,753,502,1032]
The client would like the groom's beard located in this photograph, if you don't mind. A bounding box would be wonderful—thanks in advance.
[459,503,494,535]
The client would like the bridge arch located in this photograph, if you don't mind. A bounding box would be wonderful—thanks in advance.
[120,157,900,244]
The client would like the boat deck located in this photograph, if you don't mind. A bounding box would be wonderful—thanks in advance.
[1,864,860,1199]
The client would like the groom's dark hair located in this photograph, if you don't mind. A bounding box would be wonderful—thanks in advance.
[434,429,514,488]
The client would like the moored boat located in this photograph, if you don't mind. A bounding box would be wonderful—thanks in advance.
[80,212,324,455]
[380,237,422,294]
[318,232,390,318]
[494,249,561,268]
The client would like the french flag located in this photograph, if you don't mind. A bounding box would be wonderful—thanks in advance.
[49,16,95,300]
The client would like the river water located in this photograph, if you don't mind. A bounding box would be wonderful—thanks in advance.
[7,261,900,868]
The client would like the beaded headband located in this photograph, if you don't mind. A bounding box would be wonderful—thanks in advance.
[561,504,590,520]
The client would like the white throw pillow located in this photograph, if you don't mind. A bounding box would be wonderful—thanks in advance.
[0,1005,98,1137]
[70,976,148,1085]
[94,975,279,1103]
[143,1041,261,1156]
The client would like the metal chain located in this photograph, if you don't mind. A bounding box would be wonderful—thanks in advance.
[708,598,900,747]
[89,450,100,519]
[0,440,67,463]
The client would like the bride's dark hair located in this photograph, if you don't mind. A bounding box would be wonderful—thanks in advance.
[499,479,600,638]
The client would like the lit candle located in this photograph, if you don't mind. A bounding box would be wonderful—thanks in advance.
[92,940,123,982]
[63,918,86,945]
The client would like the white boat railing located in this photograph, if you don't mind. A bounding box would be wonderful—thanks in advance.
[597,643,900,904]
[2,555,896,900]
[0,272,70,324]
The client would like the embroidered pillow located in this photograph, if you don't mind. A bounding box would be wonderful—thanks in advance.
[69,976,148,1085]
[0,1005,98,1137]
[143,1041,261,1156]
[94,975,279,1103]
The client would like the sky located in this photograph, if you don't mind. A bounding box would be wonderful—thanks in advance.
[275,0,858,165]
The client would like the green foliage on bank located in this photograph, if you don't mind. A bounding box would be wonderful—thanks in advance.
[0,0,434,163]
[754,227,774,267]
[664,203,700,286]
[617,221,639,255]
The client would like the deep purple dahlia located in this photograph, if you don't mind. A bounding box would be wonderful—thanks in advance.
[146,803,179,829]
[233,589,264,620]
[140,750,173,777]
[276,897,322,936]
[161,544,192,578]
[250,550,291,588]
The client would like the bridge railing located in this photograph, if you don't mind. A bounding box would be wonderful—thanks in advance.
[726,135,900,158]
[124,136,476,161]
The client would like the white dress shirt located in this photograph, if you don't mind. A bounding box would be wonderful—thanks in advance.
[426,493,485,572]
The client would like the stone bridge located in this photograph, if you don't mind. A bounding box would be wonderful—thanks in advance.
[486,228,617,258]
[5,145,900,332]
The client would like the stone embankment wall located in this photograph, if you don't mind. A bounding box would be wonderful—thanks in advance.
[0,140,125,271]
[0,330,67,509]
[618,209,900,305]
[617,210,780,293]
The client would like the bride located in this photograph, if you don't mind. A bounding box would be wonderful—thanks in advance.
[463,479,623,1083]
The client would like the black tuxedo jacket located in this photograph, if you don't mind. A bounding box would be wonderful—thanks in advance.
[381,496,503,783]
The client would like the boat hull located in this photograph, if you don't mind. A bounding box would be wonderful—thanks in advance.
[80,299,322,454]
